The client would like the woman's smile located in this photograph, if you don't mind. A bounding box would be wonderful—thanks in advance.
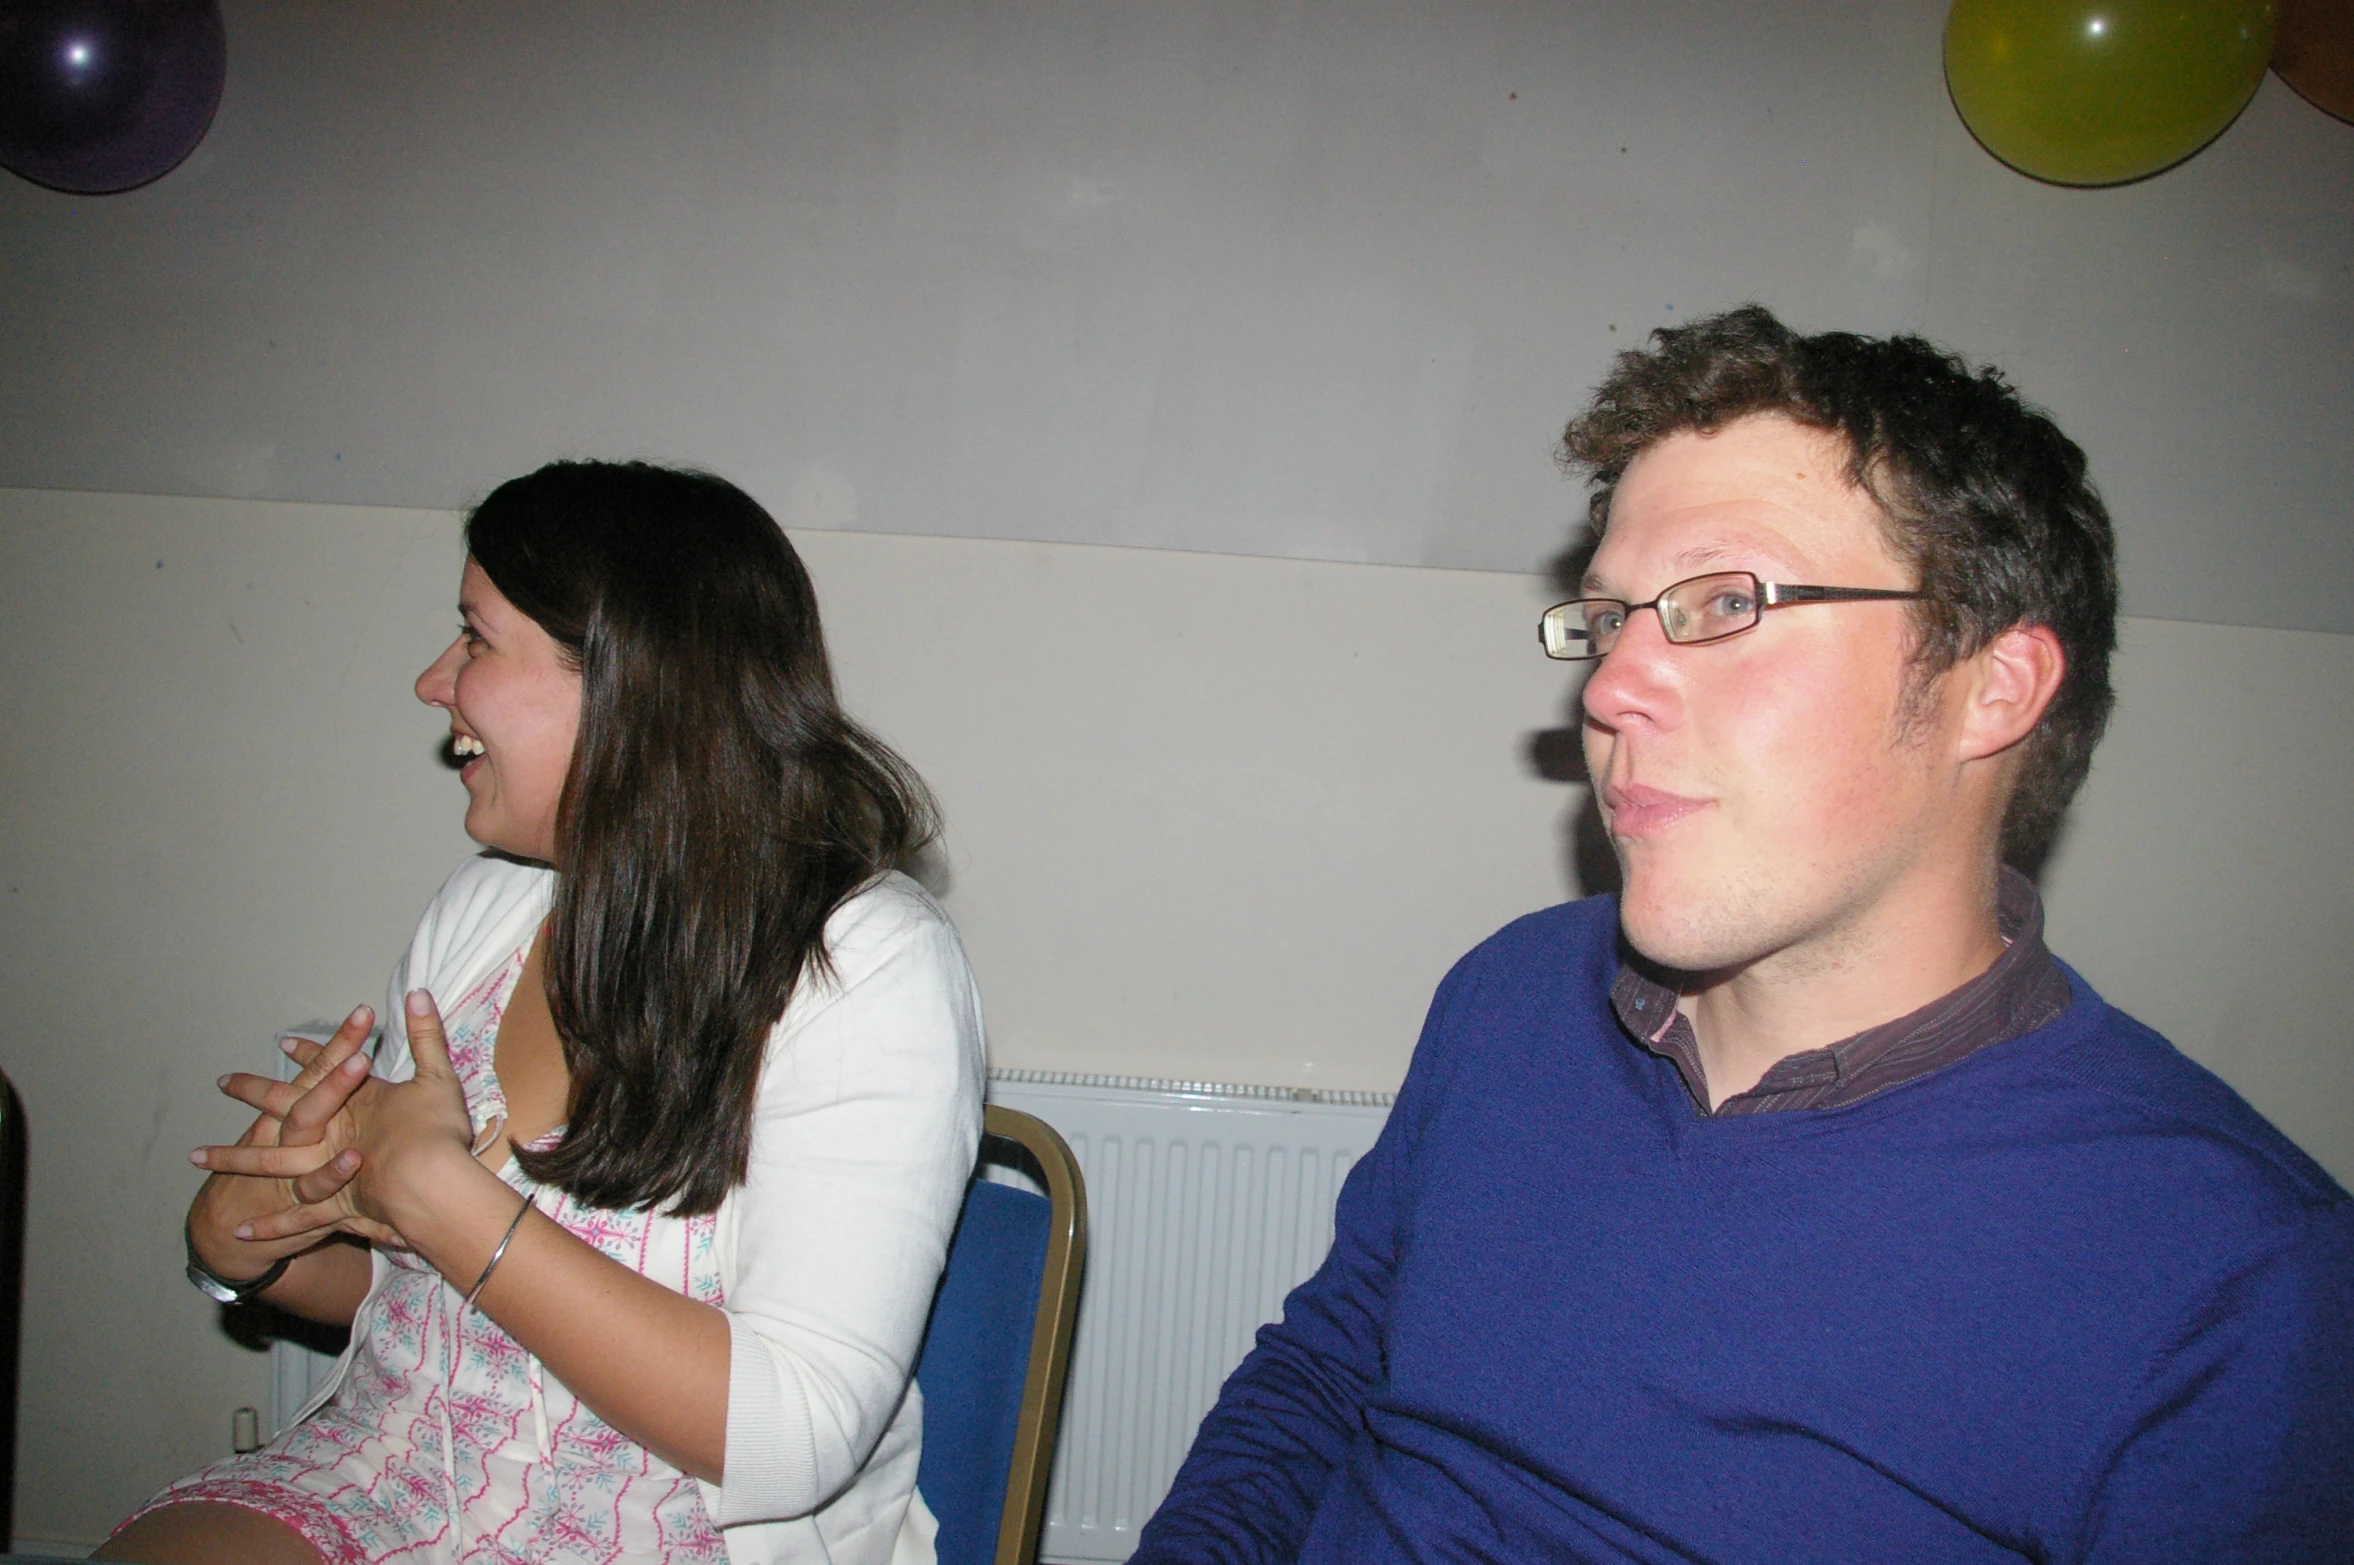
[414,561,581,864]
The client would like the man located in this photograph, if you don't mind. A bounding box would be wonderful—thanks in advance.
[1131,306,2354,1563]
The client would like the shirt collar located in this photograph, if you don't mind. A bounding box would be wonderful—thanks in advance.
[1608,867,2072,1117]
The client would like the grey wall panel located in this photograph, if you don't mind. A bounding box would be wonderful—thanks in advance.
[0,0,2347,628]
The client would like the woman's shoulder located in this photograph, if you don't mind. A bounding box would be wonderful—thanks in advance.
[817,869,967,979]
[408,853,554,977]
[760,870,983,1046]
[753,870,985,1101]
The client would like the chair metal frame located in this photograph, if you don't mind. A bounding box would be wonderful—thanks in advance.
[975,1104,1086,1565]
[0,1070,22,1552]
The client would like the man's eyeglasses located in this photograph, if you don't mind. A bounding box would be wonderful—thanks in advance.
[1539,571,1926,661]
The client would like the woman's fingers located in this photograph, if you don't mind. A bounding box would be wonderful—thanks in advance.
[217,1005,373,1127]
[211,1050,369,1153]
[217,1071,308,1120]
[288,1148,362,1207]
[232,1196,398,1247]
[281,1051,372,1141]
[232,1195,357,1245]
[403,989,456,1081]
[279,1005,372,1083]
[338,1215,404,1247]
[192,1141,347,1180]
[275,1007,374,1148]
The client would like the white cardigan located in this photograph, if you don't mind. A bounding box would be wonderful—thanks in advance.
[297,855,986,1565]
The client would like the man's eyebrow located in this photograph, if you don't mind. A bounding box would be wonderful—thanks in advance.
[1584,538,1806,596]
[1581,543,1758,595]
[1671,543,1757,573]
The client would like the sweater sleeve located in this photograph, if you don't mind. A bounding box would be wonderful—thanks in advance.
[709,882,987,1525]
[2077,1199,2354,1563]
[1125,1132,1403,1564]
[1128,960,1472,1565]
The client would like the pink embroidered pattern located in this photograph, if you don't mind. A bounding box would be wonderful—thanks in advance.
[124,947,730,1563]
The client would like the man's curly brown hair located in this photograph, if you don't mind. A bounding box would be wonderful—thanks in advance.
[1559,304,2118,871]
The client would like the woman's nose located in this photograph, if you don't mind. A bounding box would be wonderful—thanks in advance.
[415,638,464,707]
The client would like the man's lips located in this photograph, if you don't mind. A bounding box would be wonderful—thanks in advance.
[1602,784,1709,837]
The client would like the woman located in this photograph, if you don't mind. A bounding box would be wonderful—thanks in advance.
[103,462,985,1565]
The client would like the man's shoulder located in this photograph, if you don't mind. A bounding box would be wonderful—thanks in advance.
[1445,892,1621,991]
[1389,894,1631,1114]
[2021,972,2351,1221]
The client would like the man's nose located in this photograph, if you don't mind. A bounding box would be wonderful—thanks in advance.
[1579,606,1680,729]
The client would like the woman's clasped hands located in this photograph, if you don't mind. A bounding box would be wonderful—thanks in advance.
[189,990,492,1264]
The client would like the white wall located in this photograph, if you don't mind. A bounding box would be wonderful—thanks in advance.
[1,0,2349,630]
[4,486,2350,1545]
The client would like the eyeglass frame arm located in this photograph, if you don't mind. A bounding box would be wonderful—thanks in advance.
[1754,583,1923,608]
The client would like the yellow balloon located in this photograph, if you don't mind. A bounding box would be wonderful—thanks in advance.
[1945,0,2277,185]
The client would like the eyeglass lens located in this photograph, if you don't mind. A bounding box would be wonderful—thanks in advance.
[1540,572,1762,659]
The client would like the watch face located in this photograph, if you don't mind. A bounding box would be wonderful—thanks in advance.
[186,1260,244,1303]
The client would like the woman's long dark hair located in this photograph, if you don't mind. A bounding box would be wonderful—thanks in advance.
[466,460,938,1215]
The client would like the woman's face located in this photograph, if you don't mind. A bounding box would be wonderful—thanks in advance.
[414,559,583,863]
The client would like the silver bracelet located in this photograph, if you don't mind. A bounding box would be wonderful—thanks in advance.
[462,1189,533,1312]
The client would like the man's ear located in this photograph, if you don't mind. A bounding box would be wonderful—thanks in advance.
[1956,623,2065,763]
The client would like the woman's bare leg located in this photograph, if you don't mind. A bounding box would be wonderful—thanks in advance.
[94,1501,325,1565]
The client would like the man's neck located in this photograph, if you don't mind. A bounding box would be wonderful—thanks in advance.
[1678,871,2008,1110]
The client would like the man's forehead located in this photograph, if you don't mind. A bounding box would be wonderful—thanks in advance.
[1586,419,1891,589]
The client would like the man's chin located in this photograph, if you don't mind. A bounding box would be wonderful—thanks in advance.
[1614,876,1764,979]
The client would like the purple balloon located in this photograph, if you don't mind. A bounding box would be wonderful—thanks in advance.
[0,0,226,194]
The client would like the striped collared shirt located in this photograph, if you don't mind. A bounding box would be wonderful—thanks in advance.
[1609,868,2073,1116]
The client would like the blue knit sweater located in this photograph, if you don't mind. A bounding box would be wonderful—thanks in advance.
[1133,895,2354,1563]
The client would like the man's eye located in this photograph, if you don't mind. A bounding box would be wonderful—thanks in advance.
[1709,591,1754,618]
[1591,607,1627,635]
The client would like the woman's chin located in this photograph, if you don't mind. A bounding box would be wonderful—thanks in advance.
[460,810,551,864]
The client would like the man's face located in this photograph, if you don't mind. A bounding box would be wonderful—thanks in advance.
[1579,413,1972,980]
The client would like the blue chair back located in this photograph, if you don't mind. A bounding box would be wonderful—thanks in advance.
[916,1180,1051,1565]
[914,1106,1086,1565]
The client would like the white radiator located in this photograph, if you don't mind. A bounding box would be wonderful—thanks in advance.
[265,1061,1396,1564]
[987,1069,1394,1565]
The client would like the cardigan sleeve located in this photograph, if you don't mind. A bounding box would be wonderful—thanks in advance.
[708,878,987,1525]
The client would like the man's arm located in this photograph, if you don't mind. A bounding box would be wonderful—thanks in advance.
[1127,1116,1408,1565]
[2079,1203,2354,1562]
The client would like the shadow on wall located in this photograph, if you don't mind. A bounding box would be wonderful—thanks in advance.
[1528,723,1618,903]
[1528,535,1620,904]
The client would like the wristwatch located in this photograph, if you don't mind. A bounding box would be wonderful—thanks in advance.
[183,1216,289,1304]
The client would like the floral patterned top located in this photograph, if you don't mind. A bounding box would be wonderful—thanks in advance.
[130,940,730,1564]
